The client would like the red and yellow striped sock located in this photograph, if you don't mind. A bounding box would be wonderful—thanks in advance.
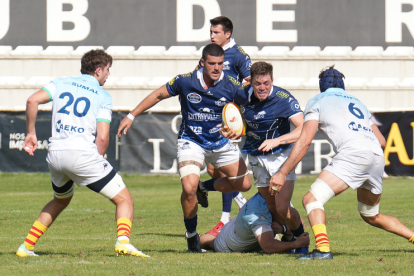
[312,224,330,253]
[117,218,132,244]
[408,234,414,243]
[23,221,48,251]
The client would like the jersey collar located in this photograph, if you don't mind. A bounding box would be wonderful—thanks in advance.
[82,74,100,86]
[324,87,345,93]
[197,68,224,88]
[247,86,274,102]
[222,38,236,51]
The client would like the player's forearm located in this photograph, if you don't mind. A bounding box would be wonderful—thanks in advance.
[262,239,298,254]
[129,85,171,117]
[95,137,109,155]
[273,126,302,146]
[26,99,39,135]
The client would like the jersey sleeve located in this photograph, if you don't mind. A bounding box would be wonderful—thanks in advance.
[165,75,182,96]
[235,46,252,80]
[252,224,273,238]
[233,85,249,105]
[304,98,321,122]
[42,80,58,102]
[97,94,113,124]
[247,213,273,238]
[274,90,303,118]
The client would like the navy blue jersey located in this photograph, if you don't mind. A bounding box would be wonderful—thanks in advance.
[234,86,302,156]
[166,69,243,150]
[199,39,252,81]
[222,39,252,81]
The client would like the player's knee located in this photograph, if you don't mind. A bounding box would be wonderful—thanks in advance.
[358,201,380,224]
[303,178,335,215]
[181,180,197,196]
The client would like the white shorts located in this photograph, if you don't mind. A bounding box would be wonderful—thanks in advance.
[249,147,296,188]
[323,150,383,194]
[47,150,124,199]
[177,139,241,168]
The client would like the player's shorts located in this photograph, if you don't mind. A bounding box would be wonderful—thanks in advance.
[323,150,383,194]
[177,139,241,168]
[249,146,296,187]
[47,150,125,199]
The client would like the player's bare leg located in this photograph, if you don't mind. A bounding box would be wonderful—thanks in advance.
[199,234,216,251]
[111,187,134,221]
[179,161,203,252]
[357,187,414,239]
[16,196,72,257]
[210,158,251,192]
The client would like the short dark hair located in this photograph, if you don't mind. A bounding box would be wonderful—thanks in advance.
[250,62,273,80]
[80,49,113,75]
[210,16,233,35]
[202,43,225,61]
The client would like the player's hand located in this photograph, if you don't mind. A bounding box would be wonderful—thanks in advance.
[269,171,286,195]
[23,133,38,156]
[258,139,281,152]
[295,232,310,247]
[117,117,133,137]
[219,126,238,140]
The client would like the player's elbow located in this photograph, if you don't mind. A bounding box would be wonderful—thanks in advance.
[27,95,38,107]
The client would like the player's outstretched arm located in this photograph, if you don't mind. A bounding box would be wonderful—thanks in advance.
[257,231,310,254]
[371,124,386,148]
[117,85,172,137]
[269,119,318,195]
[24,89,50,156]
[96,121,110,155]
[259,113,304,152]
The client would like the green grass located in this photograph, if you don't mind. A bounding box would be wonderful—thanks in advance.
[1,173,414,275]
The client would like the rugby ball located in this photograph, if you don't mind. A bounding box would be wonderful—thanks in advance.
[222,102,246,139]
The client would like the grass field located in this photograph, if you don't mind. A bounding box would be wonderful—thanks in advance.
[1,173,414,275]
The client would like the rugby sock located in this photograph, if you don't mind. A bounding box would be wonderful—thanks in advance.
[24,220,48,251]
[202,178,217,191]
[220,212,230,224]
[184,215,197,235]
[117,218,132,244]
[409,234,414,243]
[222,192,233,212]
[233,192,247,208]
[291,223,305,237]
[312,224,330,252]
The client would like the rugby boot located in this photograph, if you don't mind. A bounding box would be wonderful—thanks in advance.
[16,244,38,257]
[196,181,209,208]
[185,232,201,253]
[295,246,309,255]
[115,241,150,258]
[297,249,333,260]
[205,221,225,237]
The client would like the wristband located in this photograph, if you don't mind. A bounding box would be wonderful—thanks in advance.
[281,225,287,234]
[127,113,135,121]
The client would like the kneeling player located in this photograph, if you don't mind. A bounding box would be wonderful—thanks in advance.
[16,50,148,258]
[200,193,309,253]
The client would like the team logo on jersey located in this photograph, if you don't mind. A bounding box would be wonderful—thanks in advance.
[187,93,202,103]
[227,76,241,86]
[198,107,215,113]
[215,97,227,107]
[254,111,266,120]
[223,61,230,70]
[290,101,301,112]
[168,76,176,85]
[247,131,260,140]
[55,120,85,133]
[348,122,373,133]
[276,91,289,98]
[181,72,193,78]
[190,126,202,135]
[246,120,259,129]
[237,46,247,55]
[209,123,222,134]
[188,112,221,121]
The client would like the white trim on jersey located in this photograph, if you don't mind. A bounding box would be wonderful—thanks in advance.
[197,68,224,88]
[252,224,273,238]
[222,38,236,51]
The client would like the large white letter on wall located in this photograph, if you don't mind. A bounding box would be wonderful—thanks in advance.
[177,0,221,42]
[256,0,297,42]
[386,0,414,42]
[47,0,90,42]
[0,0,10,40]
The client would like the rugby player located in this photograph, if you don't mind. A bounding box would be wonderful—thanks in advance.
[16,50,149,258]
[200,192,309,253]
[270,66,414,259]
[117,44,252,253]
[219,61,308,254]
[203,15,252,237]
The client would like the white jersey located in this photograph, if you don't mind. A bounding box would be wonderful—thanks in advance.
[42,74,112,151]
[304,88,383,155]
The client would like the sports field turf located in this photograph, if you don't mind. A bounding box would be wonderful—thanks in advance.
[0,173,413,275]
